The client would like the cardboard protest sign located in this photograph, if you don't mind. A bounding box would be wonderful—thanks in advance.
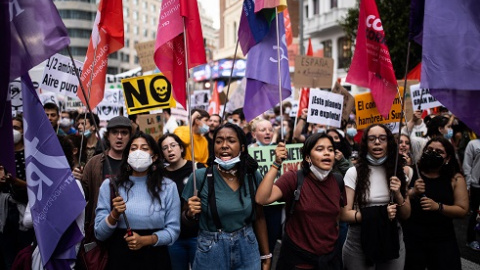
[307,89,343,128]
[294,56,334,88]
[410,84,443,111]
[248,143,303,179]
[121,73,176,115]
[96,102,121,121]
[135,41,156,72]
[331,82,355,123]
[40,53,83,98]
[354,89,404,130]
[137,113,164,141]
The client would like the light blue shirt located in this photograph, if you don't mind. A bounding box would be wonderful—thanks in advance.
[95,176,181,246]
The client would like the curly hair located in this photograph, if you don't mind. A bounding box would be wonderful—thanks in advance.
[419,137,461,179]
[207,123,259,206]
[354,124,407,208]
[117,132,165,206]
[300,133,336,176]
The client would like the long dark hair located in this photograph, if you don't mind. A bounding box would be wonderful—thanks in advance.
[419,137,460,179]
[426,116,449,138]
[327,128,352,159]
[300,133,336,176]
[207,123,259,205]
[355,124,406,208]
[118,132,165,206]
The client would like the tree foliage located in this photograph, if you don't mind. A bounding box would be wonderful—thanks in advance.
[339,0,422,79]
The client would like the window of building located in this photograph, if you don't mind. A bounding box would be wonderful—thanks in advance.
[133,11,138,20]
[123,7,128,17]
[58,10,96,20]
[322,40,332,58]
[134,26,139,35]
[313,0,319,15]
[107,67,118,74]
[67,28,92,39]
[152,17,156,26]
[126,38,130,47]
[134,56,139,64]
[143,14,147,23]
[142,2,147,9]
[331,0,338,8]
[338,37,352,69]
[151,4,156,12]
[143,29,148,37]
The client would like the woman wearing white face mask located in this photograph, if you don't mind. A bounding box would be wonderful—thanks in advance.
[183,123,271,270]
[256,133,346,270]
[94,132,181,270]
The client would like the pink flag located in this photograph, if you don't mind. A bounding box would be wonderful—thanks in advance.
[255,0,287,13]
[77,0,124,109]
[154,0,207,108]
[346,0,397,117]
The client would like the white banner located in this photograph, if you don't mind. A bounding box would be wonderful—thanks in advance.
[307,89,343,128]
[40,53,83,98]
[96,102,121,121]
[39,91,59,106]
[410,84,443,111]
[191,90,210,111]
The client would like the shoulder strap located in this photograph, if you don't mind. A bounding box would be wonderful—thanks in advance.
[206,167,223,230]
[289,169,305,215]
[332,172,345,207]
[197,167,209,195]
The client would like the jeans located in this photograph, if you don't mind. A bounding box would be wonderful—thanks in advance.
[193,225,260,270]
[169,237,197,270]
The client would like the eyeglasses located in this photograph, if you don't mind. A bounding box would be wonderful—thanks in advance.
[161,143,179,151]
[111,130,130,136]
[367,135,388,143]
[425,147,446,156]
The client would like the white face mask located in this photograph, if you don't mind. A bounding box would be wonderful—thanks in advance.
[13,130,22,144]
[127,150,153,172]
[310,164,331,181]
[59,118,71,128]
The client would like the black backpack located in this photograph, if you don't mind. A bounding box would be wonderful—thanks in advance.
[289,169,345,215]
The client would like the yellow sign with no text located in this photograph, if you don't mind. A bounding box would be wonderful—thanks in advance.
[121,74,176,115]
[354,88,404,130]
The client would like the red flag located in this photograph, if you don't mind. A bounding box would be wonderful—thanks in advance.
[154,0,207,108]
[208,82,220,115]
[77,0,124,109]
[283,9,292,46]
[346,0,397,117]
[297,38,313,118]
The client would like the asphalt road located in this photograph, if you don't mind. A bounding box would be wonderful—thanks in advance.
[454,212,480,267]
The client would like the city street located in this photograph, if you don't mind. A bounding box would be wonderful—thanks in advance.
[454,214,480,268]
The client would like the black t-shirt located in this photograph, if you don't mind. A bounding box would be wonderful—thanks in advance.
[102,155,123,181]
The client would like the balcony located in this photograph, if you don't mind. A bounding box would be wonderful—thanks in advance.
[304,8,349,36]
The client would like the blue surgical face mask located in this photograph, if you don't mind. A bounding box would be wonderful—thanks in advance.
[346,128,357,138]
[214,154,241,170]
[82,129,92,138]
[256,140,273,146]
[317,128,326,134]
[366,153,388,166]
[199,123,209,134]
[275,116,282,122]
[282,126,287,136]
[444,128,453,140]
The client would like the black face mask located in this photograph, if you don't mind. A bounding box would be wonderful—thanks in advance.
[420,150,444,169]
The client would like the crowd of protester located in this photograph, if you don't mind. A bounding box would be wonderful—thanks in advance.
[1,101,479,270]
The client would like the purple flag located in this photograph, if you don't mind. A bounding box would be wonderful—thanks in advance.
[244,14,291,121]
[409,0,424,45]
[22,74,85,268]
[421,0,480,134]
[0,0,16,177]
[10,0,70,81]
[238,0,271,55]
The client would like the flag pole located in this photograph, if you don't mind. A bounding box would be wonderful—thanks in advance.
[391,41,412,204]
[183,19,197,195]
[221,39,240,121]
[275,7,284,141]
[66,47,134,235]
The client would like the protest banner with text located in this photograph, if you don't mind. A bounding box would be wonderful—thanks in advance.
[331,82,355,123]
[137,113,164,141]
[248,144,304,179]
[354,89,404,130]
[410,84,443,111]
[121,73,176,115]
[40,53,83,98]
[307,89,343,128]
[294,56,334,89]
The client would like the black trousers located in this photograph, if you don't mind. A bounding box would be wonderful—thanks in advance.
[467,186,480,243]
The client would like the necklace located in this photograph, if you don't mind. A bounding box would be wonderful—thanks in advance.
[217,165,237,181]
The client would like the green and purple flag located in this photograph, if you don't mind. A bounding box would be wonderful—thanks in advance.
[22,74,85,268]
[244,14,291,121]
[421,0,480,134]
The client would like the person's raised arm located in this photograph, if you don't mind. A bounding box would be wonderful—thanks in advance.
[255,143,287,205]
[293,108,308,143]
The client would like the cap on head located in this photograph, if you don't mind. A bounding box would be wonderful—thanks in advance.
[107,116,132,130]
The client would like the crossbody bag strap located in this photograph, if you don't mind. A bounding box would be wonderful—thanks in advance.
[290,169,305,215]
[207,167,223,231]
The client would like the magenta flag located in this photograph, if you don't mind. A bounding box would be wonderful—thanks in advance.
[421,0,480,134]
[9,0,70,81]
[244,14,291,122]
[22,74,85,268]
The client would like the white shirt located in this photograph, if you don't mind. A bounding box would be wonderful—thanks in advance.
[344,165,390,207]
[163,115,179,134]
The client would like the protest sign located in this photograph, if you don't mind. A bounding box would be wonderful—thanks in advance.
[135,40,156,72]
[39,91,59,106]
[121,73,176,115]
[289,100,298,118]
[96,102,121,121]
[306,89,343,128]
[410,84,443,111]
[248,143,303,179]
[40,54,83,98]
[354,89,403,130]
[137,113,164,141]
[191,90,210,111]
[294,56,334,88]
[331,82,355,123]
[104,88,125,106]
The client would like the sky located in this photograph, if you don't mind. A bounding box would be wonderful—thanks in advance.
[198,0,220,29]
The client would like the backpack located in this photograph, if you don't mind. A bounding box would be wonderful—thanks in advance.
[289,170,345,215]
